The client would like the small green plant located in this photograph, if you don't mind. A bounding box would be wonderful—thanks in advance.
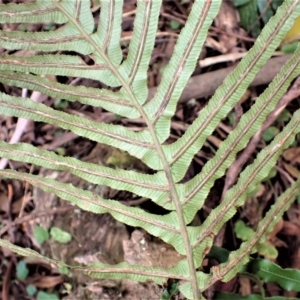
[234,220,278,260]
[36,291,59,300]
[233,0,282,37]
[16,260,29,281]
[15,259,59,299]
[33,225,49,245]
[0,1,300,299]
[49,227,72,244]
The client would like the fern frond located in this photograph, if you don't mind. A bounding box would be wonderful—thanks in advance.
[165,0,300,181]
[145,0,221,134]
[182,43,300,223]
[0,1,94,54]
[195,108,300,256]
[0,169,188,253]
[0,1,66,24]
[0,55,120,86]
[0,71,139,117]
[205,176,300,288]
[0,93,166,168]
[0,0,299,298]
[96,0,123,66]
[119,1,161,104]
[0,238,185,285]
[0,142,170,207]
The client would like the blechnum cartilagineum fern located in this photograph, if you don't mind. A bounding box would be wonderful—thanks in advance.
[0,0,300,299]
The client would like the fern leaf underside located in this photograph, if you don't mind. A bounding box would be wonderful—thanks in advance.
[0,0,300,299]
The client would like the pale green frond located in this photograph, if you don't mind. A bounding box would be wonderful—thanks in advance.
[0,238,179,285]
[255,184,300,248]
[0,142,170,207]
[178,282,194,300]
[164,0,300,181]
[0,0,67,24]
[0,71,139,118]
[185,232,214,269]
[0,26,92,54]
[181,44,300,224]
[194,109,300,250]
[82,261,181,285]
[205,177,300,287]
[180,271,211,300]
[119,0,161,104]
[145,0,220,138]
[52,0,94,34]
[0,93,167,169]
[83,259,206,296]
[86,259,207,295]
[0,0,117,74]
[0,0,95,54]
[0,55,119,86]
[0,239,68,268]
[0,169,189,254]
[94,0,123,66]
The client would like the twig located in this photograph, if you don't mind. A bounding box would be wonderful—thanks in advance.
[2,260,13,300]
[199,51,283,68]
[148,55,292,103]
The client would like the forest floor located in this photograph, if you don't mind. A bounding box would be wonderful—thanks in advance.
[1,0,300,299]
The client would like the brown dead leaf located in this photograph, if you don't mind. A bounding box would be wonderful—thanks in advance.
[12,193,32,214]
[205,36,228,54]
[214,1,239,53]
[290,247,300,270]
[207,135,222,148]
[281,221,300,236]
[85,282,104,294]
[282,162,300,178]
[271,237,288,249]
[0,193,9,213]
[74,253,100,265]
[268,219,287,248]
[239,276,251,296]
[23,258,53,270]
[26,275,63,288]
[282,147,300,163]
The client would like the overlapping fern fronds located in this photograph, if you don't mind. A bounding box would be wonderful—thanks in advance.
[0,1,300,299]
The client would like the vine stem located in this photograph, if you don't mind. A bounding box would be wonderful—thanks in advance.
[54,1,200,298]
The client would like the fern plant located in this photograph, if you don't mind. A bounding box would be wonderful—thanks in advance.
[0,0,300,299]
